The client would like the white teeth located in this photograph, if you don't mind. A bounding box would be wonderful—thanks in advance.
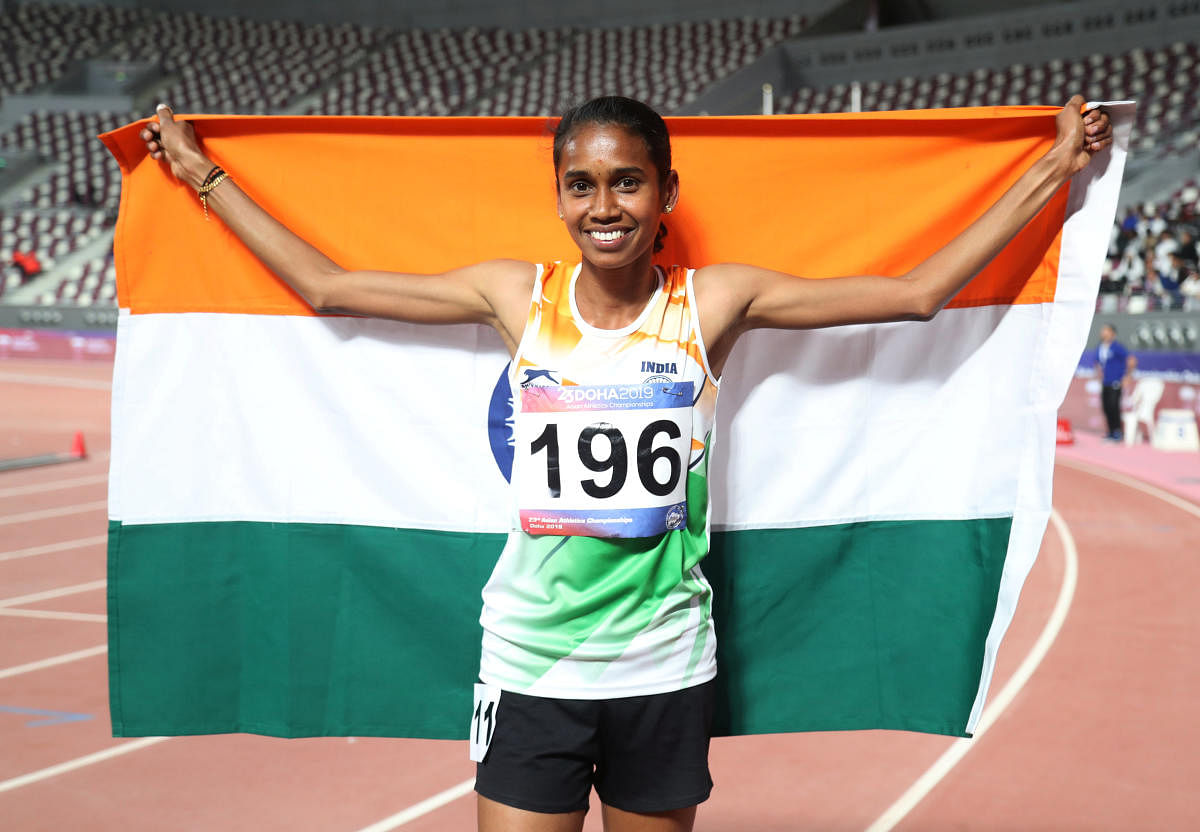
[589,230,625,242]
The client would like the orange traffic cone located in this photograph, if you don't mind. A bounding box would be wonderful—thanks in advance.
[70,431,88,459]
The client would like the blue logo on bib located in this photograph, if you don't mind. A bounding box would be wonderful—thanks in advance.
[665,503,686,530]
[487,364,515,482]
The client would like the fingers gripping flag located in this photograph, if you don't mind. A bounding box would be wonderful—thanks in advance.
[101,105,1133,739]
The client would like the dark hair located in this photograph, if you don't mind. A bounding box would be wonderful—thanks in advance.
[553,96,673,253]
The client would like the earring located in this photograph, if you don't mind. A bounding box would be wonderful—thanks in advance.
[663,205,673,214]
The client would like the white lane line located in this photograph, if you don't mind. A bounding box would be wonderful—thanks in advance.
[353,778,477,831]
[0,609,106,623]
[0,580,106,609]
[0,737,169,794]
[0,372,112,391]
[0,500,108,526]
[0,474,108,498]
[0,645,107,680]
[863,507,1079,832]
[0,534,108,563]
[1057,457,1200,520]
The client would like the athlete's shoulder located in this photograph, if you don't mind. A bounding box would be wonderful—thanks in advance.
[448,259,538,296]
[689,262,762,304]
[691,262,758,281]
[466,258,539,281]
[463,261,540,351]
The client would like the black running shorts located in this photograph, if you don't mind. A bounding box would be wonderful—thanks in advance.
[474,678,716,815]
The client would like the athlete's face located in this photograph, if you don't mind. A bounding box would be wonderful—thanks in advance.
[555,123,678,269]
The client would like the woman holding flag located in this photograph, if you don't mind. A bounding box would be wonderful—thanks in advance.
[140,95,1111,832]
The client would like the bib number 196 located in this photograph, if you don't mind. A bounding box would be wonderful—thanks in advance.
[515,382,693,538]
[529,419,683,499]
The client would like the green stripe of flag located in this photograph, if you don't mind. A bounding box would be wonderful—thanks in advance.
[708,518,1010,738]
[108,517,1009,739]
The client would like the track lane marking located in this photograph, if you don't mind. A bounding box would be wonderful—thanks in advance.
[0,609,106,622]
[1056,457,1200,520]
[0,535,108,563]
[353,778,477,831]
[863,507,1079,832]
[0,500,108,526]
[0,372,112,391]
[0,580,106,608]
[0,474,109,498]
[0,645,107,680]
[0,737,169,794]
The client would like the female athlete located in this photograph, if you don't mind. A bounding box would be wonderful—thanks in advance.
[141,94,1112,832]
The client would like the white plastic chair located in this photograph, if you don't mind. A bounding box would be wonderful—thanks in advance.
[1123,377,1166,444]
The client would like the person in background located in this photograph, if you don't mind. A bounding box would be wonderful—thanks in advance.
[1162,252,1188,309]
[1178,229,1197,268]
[1095,323,1136,441]
[1119,207,1138,235]
[1179,268,1200,309]
[1154,230,1179,277]
[1142,252,1163,305]
[1111,242,1144,295]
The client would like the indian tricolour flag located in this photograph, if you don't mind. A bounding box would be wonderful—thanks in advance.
[100,104,1132,740]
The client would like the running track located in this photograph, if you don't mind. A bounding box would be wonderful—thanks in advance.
[1,359,1196,831]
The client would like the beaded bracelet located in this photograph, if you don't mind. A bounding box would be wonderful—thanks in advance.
[198,168,229,221]
[199,165,223,189]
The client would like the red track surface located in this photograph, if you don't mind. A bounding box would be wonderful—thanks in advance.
[1,358,1196,831]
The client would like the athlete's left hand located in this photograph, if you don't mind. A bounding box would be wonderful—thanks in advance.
[1052,95,1113,177]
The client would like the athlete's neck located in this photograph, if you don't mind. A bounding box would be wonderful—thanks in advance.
[574,253,658,330]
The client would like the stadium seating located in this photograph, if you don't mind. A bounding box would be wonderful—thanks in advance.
[40,250,117,306]
[0,110,125,299]
[306,17,805,118]
[2,9,377,306]
[0,2,150,102]
[2,110,128,211]
[468,17,807,116]
[0,207,111,301]
[777,41,1200,157]
[308,27,572,116]
[1104,176,1199,312]
[0,3,1193,310]
[108,12,378,113]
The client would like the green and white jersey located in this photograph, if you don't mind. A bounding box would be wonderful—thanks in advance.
[479,261,720,698]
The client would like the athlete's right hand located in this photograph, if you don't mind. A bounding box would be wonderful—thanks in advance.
[139,103,213,190]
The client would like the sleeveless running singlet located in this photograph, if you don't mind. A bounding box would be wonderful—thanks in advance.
[479,261,720,699]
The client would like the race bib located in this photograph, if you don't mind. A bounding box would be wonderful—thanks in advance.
[513,382,693,538]
[469,683,501,762]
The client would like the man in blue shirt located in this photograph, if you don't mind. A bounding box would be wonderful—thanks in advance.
[1095,324,1136,440]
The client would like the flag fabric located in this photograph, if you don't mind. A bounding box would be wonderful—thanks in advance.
[100,104,1132,740]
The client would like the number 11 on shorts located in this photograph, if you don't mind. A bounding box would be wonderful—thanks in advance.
[469,683,501,762]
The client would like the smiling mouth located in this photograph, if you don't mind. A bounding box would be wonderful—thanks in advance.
[587,229,630,242]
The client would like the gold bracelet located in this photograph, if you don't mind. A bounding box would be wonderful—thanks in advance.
[198,171,229,221]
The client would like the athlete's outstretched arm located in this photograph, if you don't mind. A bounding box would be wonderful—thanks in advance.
[140,105,534,351]
[695,97,1112,357]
